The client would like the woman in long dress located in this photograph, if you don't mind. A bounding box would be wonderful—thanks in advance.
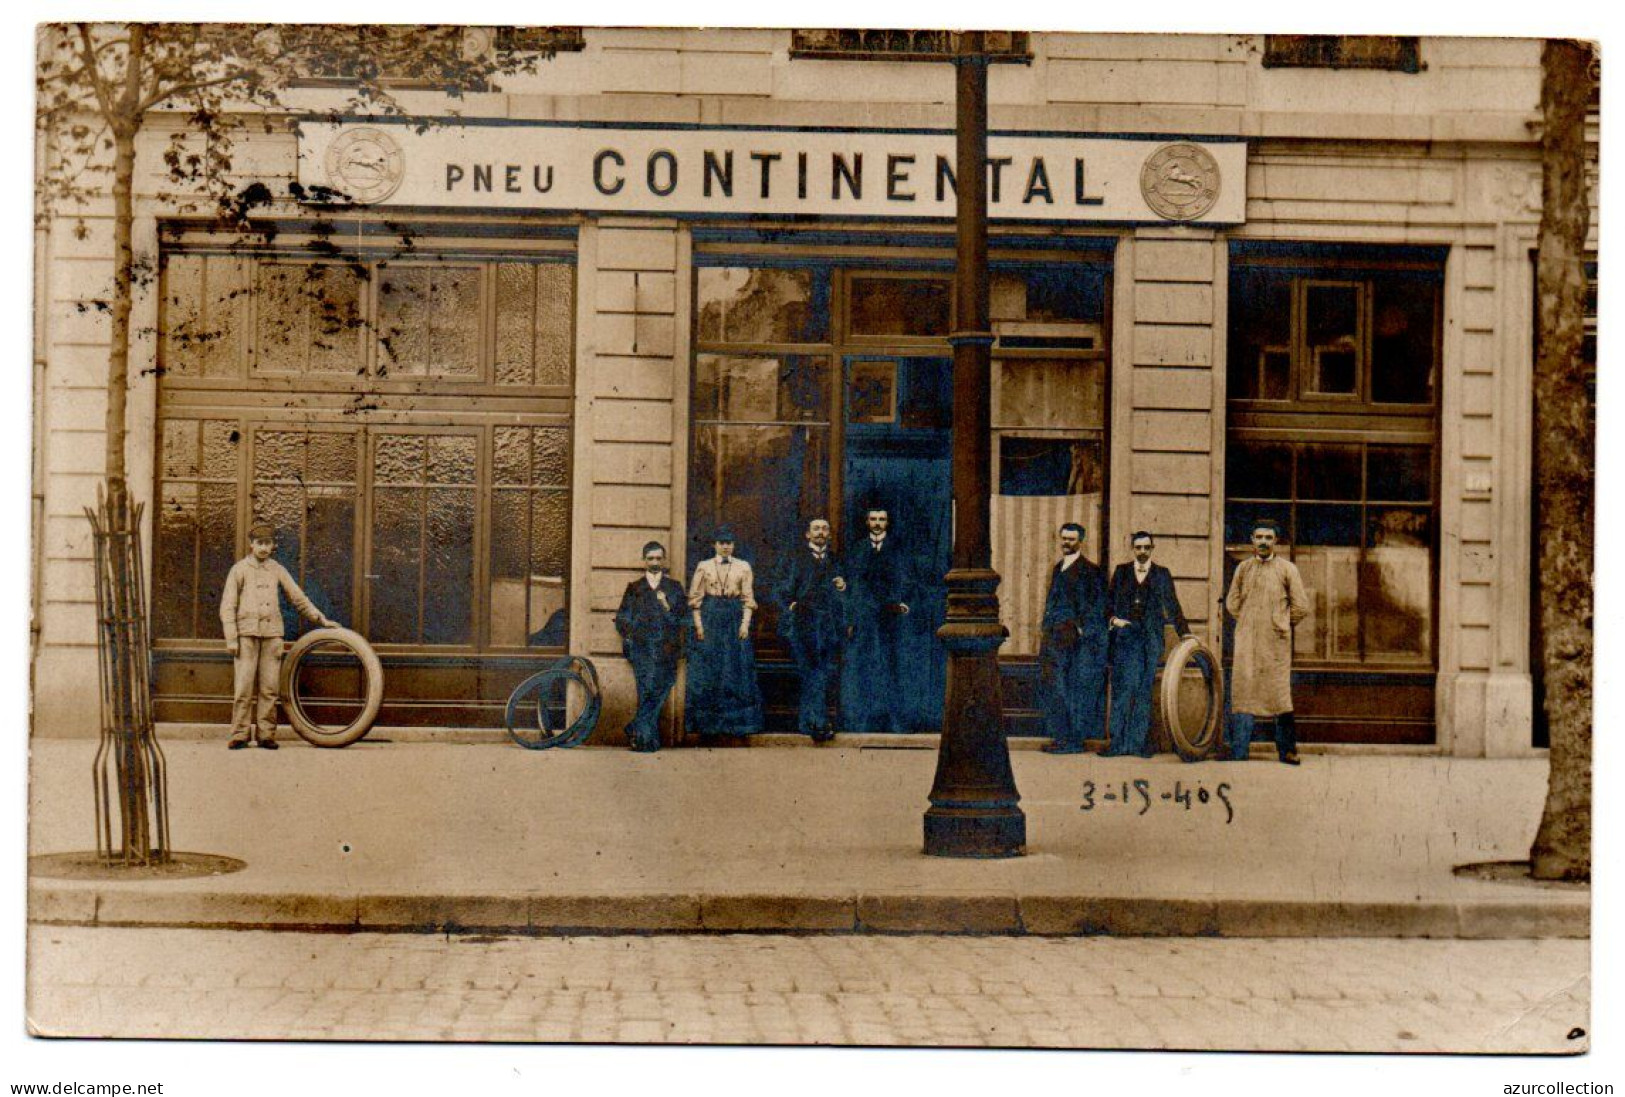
[685,527,764,736]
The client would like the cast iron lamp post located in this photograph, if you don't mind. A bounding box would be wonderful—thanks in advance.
[923,31,1026,858]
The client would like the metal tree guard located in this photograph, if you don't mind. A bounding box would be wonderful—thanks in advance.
[86,485,170,865]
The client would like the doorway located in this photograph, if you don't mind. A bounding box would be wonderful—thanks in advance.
[840,354,952,731]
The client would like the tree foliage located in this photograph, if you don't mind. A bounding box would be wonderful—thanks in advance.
[36,22,557,489]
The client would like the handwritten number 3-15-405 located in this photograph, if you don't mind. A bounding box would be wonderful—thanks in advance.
[1081,780,1234,824]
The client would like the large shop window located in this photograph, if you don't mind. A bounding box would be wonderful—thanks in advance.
[152,239,576,726]
[1224,243,1442,740]
[691,250,1109,670]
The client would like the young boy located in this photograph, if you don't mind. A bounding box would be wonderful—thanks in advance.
[219,521,338,749]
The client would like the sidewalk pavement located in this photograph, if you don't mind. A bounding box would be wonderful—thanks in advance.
[27,735,1588,938]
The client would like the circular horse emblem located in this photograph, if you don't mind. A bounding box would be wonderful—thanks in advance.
[1140,143,1221,221]
[324,127,406,204]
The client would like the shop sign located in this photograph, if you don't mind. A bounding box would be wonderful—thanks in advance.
[298,121,1245,224]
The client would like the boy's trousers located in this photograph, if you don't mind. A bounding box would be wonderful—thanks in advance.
[230,636,284,742]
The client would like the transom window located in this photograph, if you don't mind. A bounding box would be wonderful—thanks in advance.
[1228,257,1440,407]
[162,253,573,388]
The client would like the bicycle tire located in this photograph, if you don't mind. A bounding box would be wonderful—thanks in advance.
[280,627,385,748]
[505,655,602,750]
[1160,635,1224,762]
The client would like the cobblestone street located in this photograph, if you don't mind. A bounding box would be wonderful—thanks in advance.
[27,927,1588,1052]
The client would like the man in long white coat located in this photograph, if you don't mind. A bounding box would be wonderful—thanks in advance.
[1224,519,1309,765]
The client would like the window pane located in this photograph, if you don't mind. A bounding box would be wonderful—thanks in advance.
[534,264,574,386]
[1304,282,1362,395]
[531,489,571,579]
[1371,277,1437,404]
[153,481,198,638]
[378,266,482,378]
[256,263,362,375]
[161,419,198,479]
[303,487,355,630]
[1298,444,1361,501]
[688,423,830,591]
[849,277,950,337]
[1367,444,1432,502]
[697,266,829,344]
[199,420,241,480]
[847,360,896,424]
[1296,503,1361,546]
[494,263,537,385]
[1227,267,1292,401]
[493,262,574,387]
[1224,502,1291,546]
[1367,505,1431,549]
[165,255,247,379]
[196,484,236,640]
[1361,545,1431,659]
[998,438,1103,496]
[534,427,571,487]
[991,267,1107,323]
[369,486,421,643]
[1290,547,1357,661]
[253,430,302,482]
[696,355,830,423]
[422,487,475,644]
[995,358,1106,429]
[307,432,357,484]
[1226,441,1292,500]
[374,434,425,485]
[493,427,529,486]
[427,435,478,485]
[899,358,952,432]
[489,488,528,581]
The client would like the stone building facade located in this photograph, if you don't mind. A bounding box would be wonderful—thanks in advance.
[31,29,1597,755]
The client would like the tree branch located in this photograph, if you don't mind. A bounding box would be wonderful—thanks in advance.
[73,24,118,125]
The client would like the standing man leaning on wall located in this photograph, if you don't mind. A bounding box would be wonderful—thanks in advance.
[1105,531,1192,758]
[614,541,687,753]
[1224,518,1309,765]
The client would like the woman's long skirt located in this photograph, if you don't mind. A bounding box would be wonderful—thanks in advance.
[685,596,764,735]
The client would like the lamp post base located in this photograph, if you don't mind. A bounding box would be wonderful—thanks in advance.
[923,806,1026,859]
[924,568,1025,859]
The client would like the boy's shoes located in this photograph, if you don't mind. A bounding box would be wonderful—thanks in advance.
[258,739,279,750]
[1280,752,1300,766]
[228,739,249,750]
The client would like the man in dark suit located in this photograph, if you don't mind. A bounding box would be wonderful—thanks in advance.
[1105,530,1193,757]
[614,541,686,752]
[1039,522,1110,754]
[841,507,913,732]
[777,517,847,742]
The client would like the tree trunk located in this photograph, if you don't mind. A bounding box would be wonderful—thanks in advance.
[105,120,135,503]
[1528,38,1593,882]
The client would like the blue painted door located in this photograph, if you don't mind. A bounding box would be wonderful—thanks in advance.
[840,355,952,731]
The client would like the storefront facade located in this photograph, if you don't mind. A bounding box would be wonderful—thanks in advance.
[33,30,1589,756]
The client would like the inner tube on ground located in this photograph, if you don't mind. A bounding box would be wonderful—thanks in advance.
[1160,635,1224,762]
[505,654,602,750]
[279,627,385,748]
